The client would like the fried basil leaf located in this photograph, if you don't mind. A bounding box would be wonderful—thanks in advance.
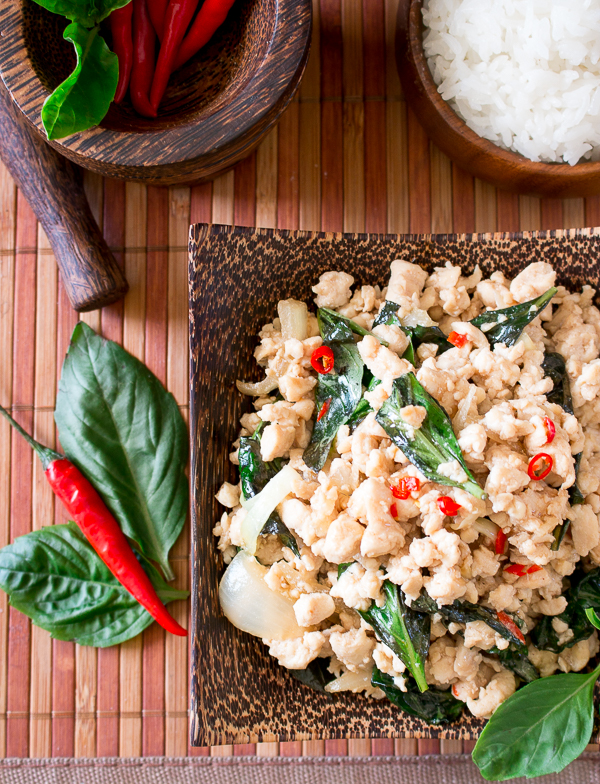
[359,581,430,692]
[470,287,556,348]
[542,351,574,415]
[402,325,452,360]
[318,308,388,346]
[372,667,463,725]
[412,592,526,649]
[373,301,402,328]
[569,452,585,507]
[490,645,540,683]
[238,424,299,556]
[551,519,571,552]
[290,658,335,696]
[346,375,381,430]
[376,373,485,499]
[531,567,600,653]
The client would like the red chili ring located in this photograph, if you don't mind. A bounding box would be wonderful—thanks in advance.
[543,417,556,444]
[391,476,421,500]
[311,346,335,374]
[437,495,461,516]
[528,453,553,481]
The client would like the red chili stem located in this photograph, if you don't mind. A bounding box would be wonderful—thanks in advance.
[111,3,134,104]
[174,0,236,70]
[0,404,186,637]
[130,0,158,118]
[147,0,169,39]
[149,0,200,111]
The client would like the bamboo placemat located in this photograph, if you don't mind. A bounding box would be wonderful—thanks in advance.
[0,0,599,763]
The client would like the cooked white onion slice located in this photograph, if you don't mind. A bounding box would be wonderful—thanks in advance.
[241,464,300,554]
[325,668,376,694]
[473,517,500,539]
[219,550,302,640]
[278,299,308,341]
[236,376,279,396]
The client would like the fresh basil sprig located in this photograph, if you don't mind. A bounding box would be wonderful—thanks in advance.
[55,323,188,582]
[372,667,463,725]
[472,665,600,780]
[470,287,556,348]
[376,373,486,499]
[359,581,430,693]
[0,523,188,648]
[238,424,299,556]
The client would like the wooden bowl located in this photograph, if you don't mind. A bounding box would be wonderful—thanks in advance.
[0,0,311,185]
[396,0,600,198]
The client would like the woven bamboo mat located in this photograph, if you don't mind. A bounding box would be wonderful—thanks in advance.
[0,0,599,763]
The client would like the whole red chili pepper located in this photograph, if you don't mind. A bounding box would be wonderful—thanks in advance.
[174,0,237,70]
[111,3,134,104]
[147,0,169,40]
[130,0,158,118]
[0,405,186,637]
[149,0,200,111]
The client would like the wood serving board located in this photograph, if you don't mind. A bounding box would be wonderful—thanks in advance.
[188,223,600,747]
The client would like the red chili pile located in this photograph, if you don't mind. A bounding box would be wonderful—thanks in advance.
[110,0,235,116]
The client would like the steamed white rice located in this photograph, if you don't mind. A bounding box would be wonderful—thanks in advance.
[422,0,600,165]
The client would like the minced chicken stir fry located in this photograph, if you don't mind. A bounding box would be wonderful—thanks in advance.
[214,259,600,724]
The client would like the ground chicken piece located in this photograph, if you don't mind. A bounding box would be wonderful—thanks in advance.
[573,359,600,407]
[386,554,424,603]
[372,324,410,356]
[454,637,483,681]
[471,546,500,578]
[425,565,468,605]
[487,582,518,613]
[317,513,365,563]
[400,405,427,429]
[485,445,530,499]
[278,372,316,402]
[464,621,496,650]
[477,272,515,310]
[510,262,556,303]
[266,631,326,669]
[484,402,533,440]
[449,321,489,349]
[570,504,600,557]
[534,595,568,616]
[330,563,384,611]
[358,335,412,388]
[215,482,240,508]
[279,498,314,544]
[527,646,559,677]
[458,423,488,463]
[554,322,599,364]
[348,477,406,557]
[293,593,335,627]
[426,636,457,686]
[312,271,354,309]
[387,260,429,315]
[558,635,599,673]
[373,642,406,678]
[325,665,385,698]
[471,348,521,397]
[329,628,375,673]
[467,668,516,719]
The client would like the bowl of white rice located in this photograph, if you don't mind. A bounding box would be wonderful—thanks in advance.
[396,0,600,197]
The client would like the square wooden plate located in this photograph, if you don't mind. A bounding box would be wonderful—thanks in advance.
[188,223,600,747]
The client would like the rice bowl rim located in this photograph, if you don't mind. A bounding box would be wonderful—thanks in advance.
[396,0,600,199]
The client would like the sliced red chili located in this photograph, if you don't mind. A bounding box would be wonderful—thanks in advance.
[526,565,543,574]
[528,452,553,481]
[504,563,528,576]
[311,346,335,374]
[316,397,332,422]
[391,476,421,500]
[497,611,526,645]
[437,496,461,516]
[543,417,555,444]
[452,684,459,698]
[390,503,398,519]
[495,529,507,555]
[448,331,468,348]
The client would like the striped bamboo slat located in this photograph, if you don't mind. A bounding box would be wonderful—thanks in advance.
[0,0,598,760]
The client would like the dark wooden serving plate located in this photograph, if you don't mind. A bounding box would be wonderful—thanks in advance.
[396,0,600,198]
[0,0,311,184]
[188,224,600,746]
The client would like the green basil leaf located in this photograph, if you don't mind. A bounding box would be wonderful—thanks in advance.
[41,24,118,141]
[569,452,585,506]
[337,562,353,579]
[472,666,600,780]
[359,581,430,692]
[542,351,574,415]
[0,523,188,648]
[376,373,485,499]
[30,0,130,26]
[402,325,452,358]
[470,287,556,348]
[54,323,188,581]
[489,645,539,683]
[551,518,571,551]
[303,341,364,471]
[318,308,388,346]
[585,607,600,630]
[372,301,402,328]
[290,658,335,696]
[372,667,463,725]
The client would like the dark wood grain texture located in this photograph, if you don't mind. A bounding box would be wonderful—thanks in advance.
[396,0,600,199]
[0,80,128,311]
[0,0,312,185]
[188,223,600,747]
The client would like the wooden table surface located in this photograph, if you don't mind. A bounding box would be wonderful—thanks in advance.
[1,0,599,762]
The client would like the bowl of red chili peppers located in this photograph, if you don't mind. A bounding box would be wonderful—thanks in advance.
[0,0,312,183]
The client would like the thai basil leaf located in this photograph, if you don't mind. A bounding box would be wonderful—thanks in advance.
[337,563,353,579]
[30,0,130,24]
[318,308,388,346]
[290,658,335,696]
[569,452,585,506]
[376,373,485,499]
[531,567,600,653]
[372,668,463,725]
[402,325,452,359]
[303,341,363,471]
[412,592,526,649]
[472,665,600,780]
[0,523,188,648]
[470,287,556,348]
[551,519,571,551]
[373,301,402,328]
[359,581,430,692]
[346,376,381,430]
[542,351,574,415]
[41,24,118,141]
[489,646,539,683]
[238,425,299,556]
[54,323,188,582]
